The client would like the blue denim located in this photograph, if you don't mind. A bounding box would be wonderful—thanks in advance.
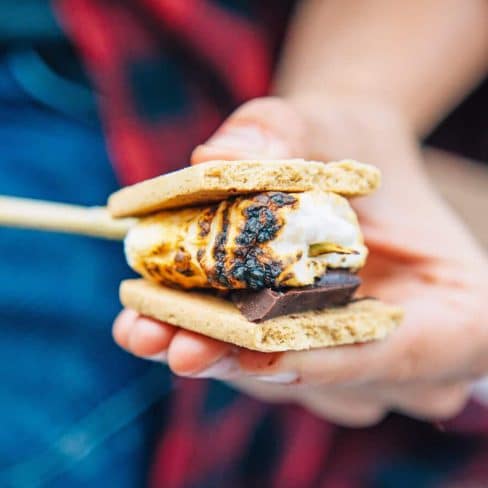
[0,56,172,487]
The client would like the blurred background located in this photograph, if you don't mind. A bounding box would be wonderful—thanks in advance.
[0,1,486,487]
[425,76,488,249]
[424,148,487,249]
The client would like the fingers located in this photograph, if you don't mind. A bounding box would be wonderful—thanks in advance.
[231,374,468,427]
[229,377,304,404]
[113,312,468,426]
[114,294,474,406]
[298,381,468,427]
[167,330,233,376]
[234,292,479,389]
[191,97,308,164]
[235,315,415,386]
[247,340,390,386]
[112,310,291,381]
[127,317,176,357]
[112,309,235,376]
[231,375,388,427]
[379,382,469,421]
[301,390,386,427]
[112,309,176,357]
[112,309,138,349]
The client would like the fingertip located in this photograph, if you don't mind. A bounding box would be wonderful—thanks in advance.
[190,144,214,164]
[302,392,386,427]
[190,144,249,165]
[167,330,231,375]
[112,309,139,350]
[127,316,176,357]
[190,144,206,164]
[191,96,305,166]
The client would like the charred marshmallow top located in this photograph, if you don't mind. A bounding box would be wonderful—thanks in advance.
[125,190,366,290]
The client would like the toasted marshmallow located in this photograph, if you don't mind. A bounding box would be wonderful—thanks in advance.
[124,190,366,290]
[268,191,366,286]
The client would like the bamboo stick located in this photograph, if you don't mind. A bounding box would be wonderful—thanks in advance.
[0,196,135,240]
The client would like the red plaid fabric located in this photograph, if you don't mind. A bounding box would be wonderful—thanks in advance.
[55,0,289,185]
[54,1,488,486]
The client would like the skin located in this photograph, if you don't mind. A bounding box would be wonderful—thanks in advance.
[113,0,488,426]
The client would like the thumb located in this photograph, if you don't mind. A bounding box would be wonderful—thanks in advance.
[191,97,308,164]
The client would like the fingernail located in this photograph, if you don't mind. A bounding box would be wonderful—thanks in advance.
[142,351,168,363]
[472,377,488,405]
[209,126,265,149]
[207,126,289,158]
[253,372,298,384]
[191,356,240,380]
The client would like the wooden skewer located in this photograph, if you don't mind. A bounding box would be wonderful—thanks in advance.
[0,196,136,241]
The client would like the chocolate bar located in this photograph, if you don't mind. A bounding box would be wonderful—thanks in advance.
[231,271,361,322]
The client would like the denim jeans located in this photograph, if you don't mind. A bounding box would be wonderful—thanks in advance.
[0,55,171,487]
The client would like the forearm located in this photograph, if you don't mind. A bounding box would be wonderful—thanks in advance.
[274,0,488,137]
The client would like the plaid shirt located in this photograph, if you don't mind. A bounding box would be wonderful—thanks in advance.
[54,1,488,486]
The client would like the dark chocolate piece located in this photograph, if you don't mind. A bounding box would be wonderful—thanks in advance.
[231,271,361,322]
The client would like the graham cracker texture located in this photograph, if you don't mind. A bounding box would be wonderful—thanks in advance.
[108,159,380,217]
[120,279,403,352]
